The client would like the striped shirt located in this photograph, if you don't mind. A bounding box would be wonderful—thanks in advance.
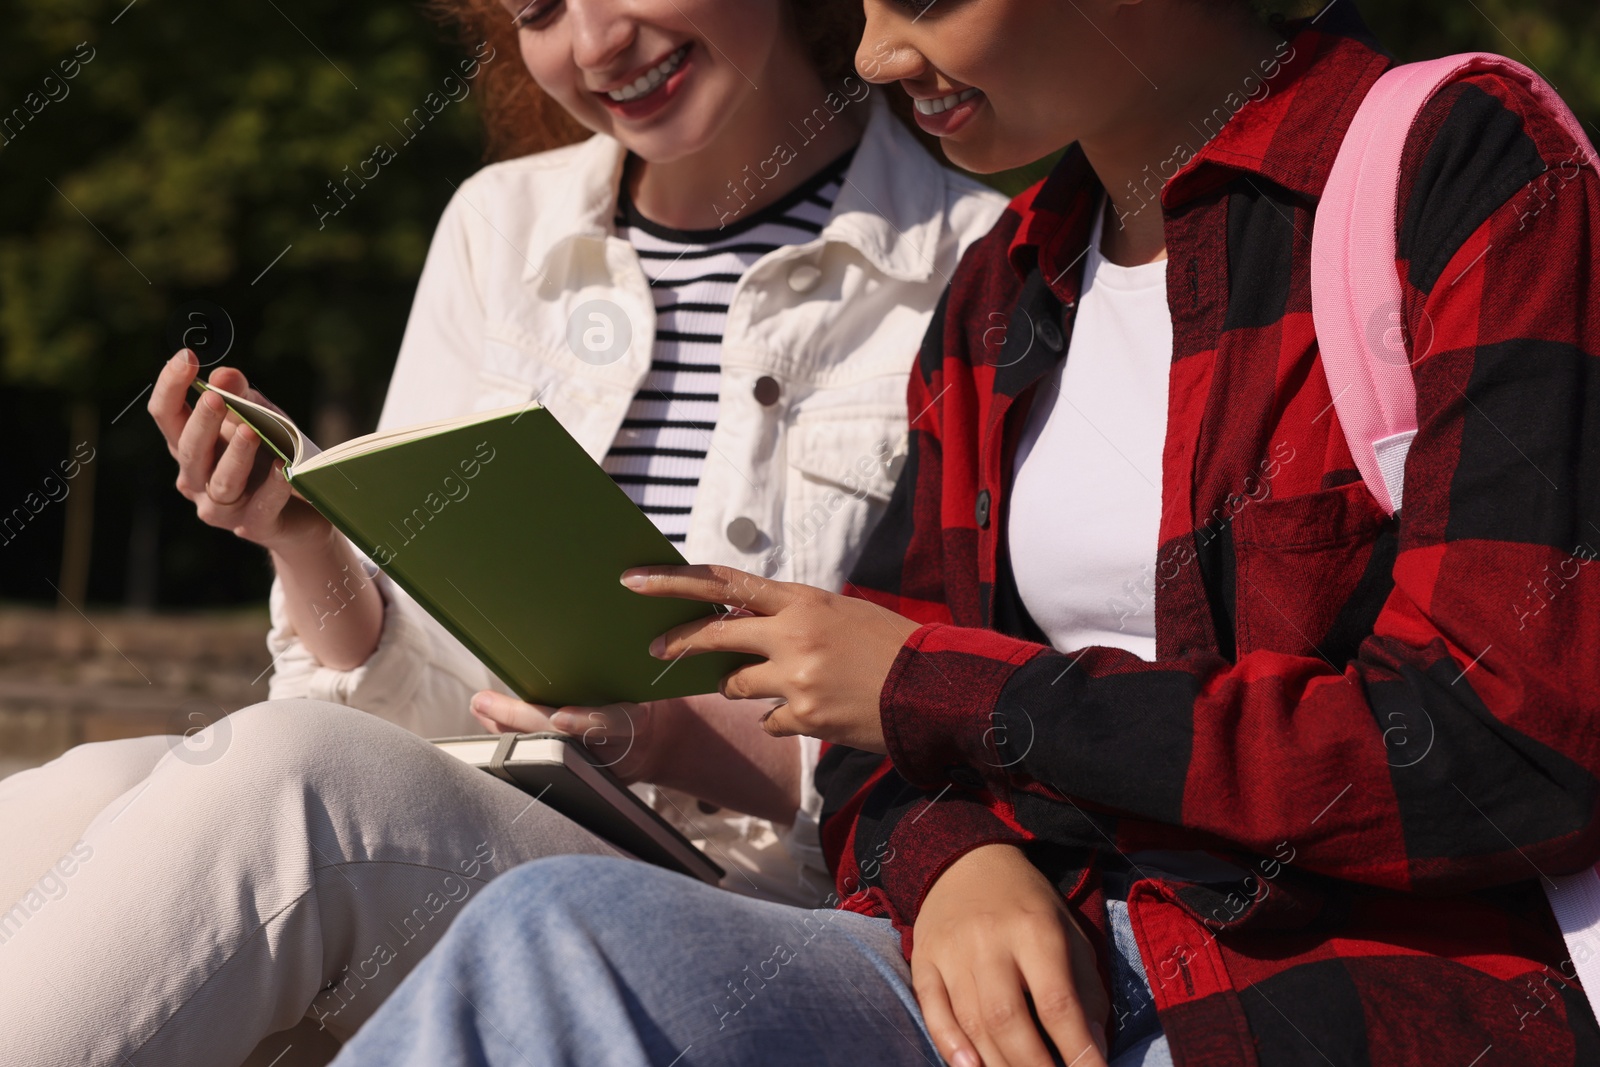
[603,149,854,543]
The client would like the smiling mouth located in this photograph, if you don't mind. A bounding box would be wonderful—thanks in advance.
[605,44,691,103]
[914,87,982,115]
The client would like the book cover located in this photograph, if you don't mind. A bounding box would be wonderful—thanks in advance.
[193,380,754,707]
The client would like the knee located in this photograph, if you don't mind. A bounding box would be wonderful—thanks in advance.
[480,855,639,914]
[16,734,173,789]
[177,698,416,790]
[464,856,649,942]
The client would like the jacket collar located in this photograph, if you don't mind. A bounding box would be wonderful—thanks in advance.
[1010,0,1393,298]
[521,90,947,286]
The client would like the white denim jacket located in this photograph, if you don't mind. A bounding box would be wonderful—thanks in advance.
[265,92,1006,906]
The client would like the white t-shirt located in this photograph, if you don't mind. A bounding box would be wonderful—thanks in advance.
[1007,199,1172,661]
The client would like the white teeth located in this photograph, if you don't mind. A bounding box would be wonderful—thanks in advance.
[914,87,981,116]
[607,45,688,102]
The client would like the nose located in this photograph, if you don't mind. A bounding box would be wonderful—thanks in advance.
[856,2,925,86]
[566,0,637,74]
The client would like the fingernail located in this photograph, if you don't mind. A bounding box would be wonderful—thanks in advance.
[648,636,666,659]
[471,693,489,714]
[619,570,646,590]
[550,712,574,732]
[954,1052,979,1067]
[1091,1022,1108,1057]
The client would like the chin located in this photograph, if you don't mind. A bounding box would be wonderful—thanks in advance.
[612,120,714,165]
[939,140,1026,176]
[940,125,1064,177]
[603,89,731,166]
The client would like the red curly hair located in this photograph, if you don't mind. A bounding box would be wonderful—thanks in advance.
[429,0,887,162]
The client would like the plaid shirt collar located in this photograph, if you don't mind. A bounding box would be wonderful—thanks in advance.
[1007,0,1392,302]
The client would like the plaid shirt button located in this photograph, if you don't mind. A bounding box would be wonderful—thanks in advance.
[1036,312,1064,353]
[974,489,991,529]
[949,766,982,790]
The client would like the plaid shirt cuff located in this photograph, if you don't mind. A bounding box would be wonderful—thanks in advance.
[879,622,1047,789]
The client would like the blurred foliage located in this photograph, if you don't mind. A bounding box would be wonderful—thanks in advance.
[0,0,486,605]
[1361,0,1600,135]
[0,0,1594,606]
[0,0,482,405]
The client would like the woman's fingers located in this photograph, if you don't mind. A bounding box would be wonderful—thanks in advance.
[910,960,982,1067]
[149,349,200,453]
[208,365,251,398]
[206,423,262,508]
[207,365,288,428]
[469,690,557,734]
[968,950,1065,1067]
[551,704,632,742]
[706,657,781,704]
[552,704,644,770]
[945,961,1018,1067]
[622,563,794,616]
[238,460,294,535]
[1060,910,1112,1043]
[1014,934,1106,1067]
[174,388,229,499]
[649,611,773,661]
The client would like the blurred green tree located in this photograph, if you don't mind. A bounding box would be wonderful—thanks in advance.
[1361,0,1599,136]
[0,0,490,607]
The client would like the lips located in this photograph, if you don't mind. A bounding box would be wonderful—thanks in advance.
[603,44,690,104]
[908,85,985,138]
[914,87,982,116]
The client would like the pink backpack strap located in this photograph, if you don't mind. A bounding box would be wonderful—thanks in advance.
[1310,53,1598,517]
[1311,53,1600,1018]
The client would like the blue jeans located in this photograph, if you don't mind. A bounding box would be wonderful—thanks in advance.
[332,855,1171,1067]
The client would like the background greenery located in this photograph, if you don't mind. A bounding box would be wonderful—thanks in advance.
[0,0,1594,610]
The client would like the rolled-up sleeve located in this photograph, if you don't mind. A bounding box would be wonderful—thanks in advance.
[265,559,511,738]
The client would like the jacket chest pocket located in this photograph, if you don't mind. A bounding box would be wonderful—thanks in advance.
[781,409,906,591]
[1230,482,1395,661]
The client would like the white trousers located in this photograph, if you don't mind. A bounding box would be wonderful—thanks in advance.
[0,699,622,1067]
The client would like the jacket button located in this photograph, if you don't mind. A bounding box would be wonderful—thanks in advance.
[974,489,991,529]
[753,375,781,406]
[788,264,822,293]
[1036,313,1064,353]
[725,517,760,550]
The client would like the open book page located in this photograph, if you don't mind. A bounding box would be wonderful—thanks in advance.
[191,379,541,478]
[297,402,540,474]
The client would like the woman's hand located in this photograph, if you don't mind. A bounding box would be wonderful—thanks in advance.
[913,844,1110,1067]
[620,564,920,753]
[148,348,329,553]
[471,690,804,822]
[469,691,668,785]
[150,347,384,671]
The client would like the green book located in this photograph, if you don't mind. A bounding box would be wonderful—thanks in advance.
[192,379,753,708]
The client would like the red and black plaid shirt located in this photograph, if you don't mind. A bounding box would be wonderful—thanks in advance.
[817,2,1600,1062]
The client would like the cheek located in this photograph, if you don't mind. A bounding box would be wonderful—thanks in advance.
[941,1,1109,167]
[520,35,605,132]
